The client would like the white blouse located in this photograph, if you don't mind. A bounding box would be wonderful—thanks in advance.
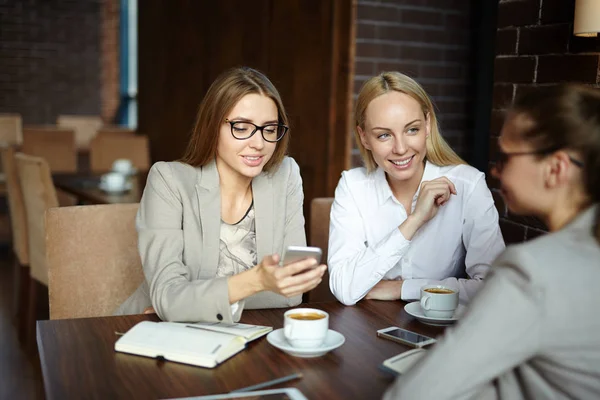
[328,161,505,305]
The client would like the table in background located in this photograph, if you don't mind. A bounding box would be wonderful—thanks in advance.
[53,172,146,204]
[37,300,447,400]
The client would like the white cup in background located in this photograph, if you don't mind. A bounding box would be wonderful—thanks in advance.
[112,159,134,175]
[420,285,459,318]
[283,308,329,348]
[101,172,126,190]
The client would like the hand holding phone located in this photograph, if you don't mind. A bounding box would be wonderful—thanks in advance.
[377,326,436,348]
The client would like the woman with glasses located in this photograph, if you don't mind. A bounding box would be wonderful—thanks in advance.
[115,67,326,322]
[384,84,600,399]
[329,72,505,306]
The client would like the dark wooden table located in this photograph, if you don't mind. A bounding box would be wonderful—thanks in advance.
[53,172,146,204]
[37,301,447,399]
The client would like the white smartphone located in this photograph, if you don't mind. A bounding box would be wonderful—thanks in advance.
[377,326,437,348]
[281,245,322,266]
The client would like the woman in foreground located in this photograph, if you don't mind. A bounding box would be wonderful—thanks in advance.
[384,84,600,399]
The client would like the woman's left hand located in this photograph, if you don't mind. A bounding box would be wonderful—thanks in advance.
[365,280,403,301]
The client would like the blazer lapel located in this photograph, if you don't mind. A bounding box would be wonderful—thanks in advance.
[195,160,221,279]
[253,172,274,260]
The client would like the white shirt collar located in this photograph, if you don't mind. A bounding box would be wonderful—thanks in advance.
[374,160,440,206]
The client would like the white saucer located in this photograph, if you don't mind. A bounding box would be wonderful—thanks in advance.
[266,328,345,358]
[98,181,132,194]
[404,301,467,326]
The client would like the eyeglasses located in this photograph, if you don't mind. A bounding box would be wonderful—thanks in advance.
[225,119,288,143]
[495,145,584,172]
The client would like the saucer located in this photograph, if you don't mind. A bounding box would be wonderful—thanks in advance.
[98,181,132,194]
[266,328,345,358]
[404,301,466,326]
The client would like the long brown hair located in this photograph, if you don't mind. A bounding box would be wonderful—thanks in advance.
[510,84,600,243]
[180,67,289,172]
[354,71,465,172]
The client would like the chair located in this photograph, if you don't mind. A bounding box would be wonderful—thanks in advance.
[57,115,103,150]
[46,204,143,319]
[15,153,59,348]
[22,126,77,173]
[22,126,78,206]
[96,126,136,137]
[1,146,30,340]
[0,114,23,193]
[89,134,150,173]
[0,113,23,145]
[306,197,336,303]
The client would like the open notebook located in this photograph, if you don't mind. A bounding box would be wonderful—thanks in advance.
[115,321,272,368]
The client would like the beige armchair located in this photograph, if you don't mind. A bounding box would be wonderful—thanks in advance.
[89,134,150,173]
[15,153,59,347]
[46,203,143,319]
[1,145,30,340]
[0,114,23,194]
[22,126,77,173]
[0,113,23,145]
[57,115,103,151]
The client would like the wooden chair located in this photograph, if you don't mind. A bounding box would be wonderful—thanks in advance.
[1,146,30,341]
[15,153,58,349]
[0,114,23,193]
[22,126,78,206]
[96,127,136,137]
[306,197,336,303]
[22,126,77,173]
[0,113,23,145]
[89,134,150,173]
[46,204,143,319]
[57,115,103,151]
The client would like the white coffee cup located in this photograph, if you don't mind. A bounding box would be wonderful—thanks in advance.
[283,308,329,348]
[101,172,126,190]
[112,159,134,174]
[420,285,459,318]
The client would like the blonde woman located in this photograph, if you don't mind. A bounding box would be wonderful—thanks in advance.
[328,72,504,305]
[115,67,326,322]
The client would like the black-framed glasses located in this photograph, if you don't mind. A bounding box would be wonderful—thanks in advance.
[495,145,584,172]
[225,119,288,143]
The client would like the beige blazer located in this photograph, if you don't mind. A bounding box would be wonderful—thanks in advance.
[384,204,600,400]
[115,157,305,322]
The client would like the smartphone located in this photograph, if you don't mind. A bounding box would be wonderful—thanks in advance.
[281,245,322,266]
[377,327,436,348]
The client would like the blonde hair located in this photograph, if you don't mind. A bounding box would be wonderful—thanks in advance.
[354,71,465,172]
[180,67,289,172]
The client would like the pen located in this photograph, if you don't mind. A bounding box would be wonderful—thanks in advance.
[230,372,303,393]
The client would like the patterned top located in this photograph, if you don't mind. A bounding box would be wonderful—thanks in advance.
[216,203,257,277]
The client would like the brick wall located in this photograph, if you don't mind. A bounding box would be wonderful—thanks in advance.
[353,0,473,166]
[101,0,120,123]
[491,0,600,244]
[0,0,119,125]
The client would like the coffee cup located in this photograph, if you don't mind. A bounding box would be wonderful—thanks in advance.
[112,159,134,175]
[420,285,459,318]
[101,172,126,190]
[283,308,328,348]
